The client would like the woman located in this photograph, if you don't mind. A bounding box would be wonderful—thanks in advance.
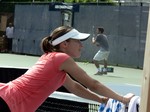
[0,26,133,112]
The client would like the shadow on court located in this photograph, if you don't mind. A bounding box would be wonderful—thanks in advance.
[105,75,124,78]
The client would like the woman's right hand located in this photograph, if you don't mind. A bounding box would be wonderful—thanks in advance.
[123,93,135,104]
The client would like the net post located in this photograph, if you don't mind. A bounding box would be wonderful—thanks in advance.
[139,6,150,112]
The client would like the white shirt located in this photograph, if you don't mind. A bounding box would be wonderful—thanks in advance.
[6,26,14,38]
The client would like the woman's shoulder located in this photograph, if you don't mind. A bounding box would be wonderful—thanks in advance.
[41,52,70,64]
[52,52,71,66]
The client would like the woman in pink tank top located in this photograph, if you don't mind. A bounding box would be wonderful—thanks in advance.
[0,26,134,112]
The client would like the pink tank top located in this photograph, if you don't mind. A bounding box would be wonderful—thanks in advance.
[0,52,70,112]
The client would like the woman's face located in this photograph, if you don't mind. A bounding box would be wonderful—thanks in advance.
[65,39,83,58]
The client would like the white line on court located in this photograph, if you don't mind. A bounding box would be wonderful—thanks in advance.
[125,83,141,87]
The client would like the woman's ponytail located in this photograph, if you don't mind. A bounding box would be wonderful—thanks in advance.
[41,36,54,53]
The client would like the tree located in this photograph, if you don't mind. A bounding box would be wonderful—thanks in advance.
[1,0,113,3]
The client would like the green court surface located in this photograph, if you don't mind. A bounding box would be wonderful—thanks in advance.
[0,53,143,95]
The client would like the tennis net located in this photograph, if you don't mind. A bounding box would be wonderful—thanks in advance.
[36,91,100,112]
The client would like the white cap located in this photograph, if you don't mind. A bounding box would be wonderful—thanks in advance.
[51,29,90,46]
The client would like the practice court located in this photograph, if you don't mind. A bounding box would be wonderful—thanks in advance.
[0,53,142,96]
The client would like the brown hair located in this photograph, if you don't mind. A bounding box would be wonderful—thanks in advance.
[41,26,73,53]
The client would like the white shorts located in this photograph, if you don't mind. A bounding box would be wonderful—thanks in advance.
[93,50,110,61]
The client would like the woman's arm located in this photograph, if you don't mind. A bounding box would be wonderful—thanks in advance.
[61,57,133,104]
[63,74,108,104]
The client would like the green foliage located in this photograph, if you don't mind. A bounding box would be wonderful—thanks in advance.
[74,0,97,3]
[3,0,26,1]
[62,0,102,3]
[53,0,115,3]
[1,0,111,3]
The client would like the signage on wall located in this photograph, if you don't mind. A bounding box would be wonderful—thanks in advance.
[49,3,79,12]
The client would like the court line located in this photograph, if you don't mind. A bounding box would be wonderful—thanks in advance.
[125,83,141,87]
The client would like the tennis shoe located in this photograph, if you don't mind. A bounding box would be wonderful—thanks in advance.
[103,71,107,75]
[103,68,107,75]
